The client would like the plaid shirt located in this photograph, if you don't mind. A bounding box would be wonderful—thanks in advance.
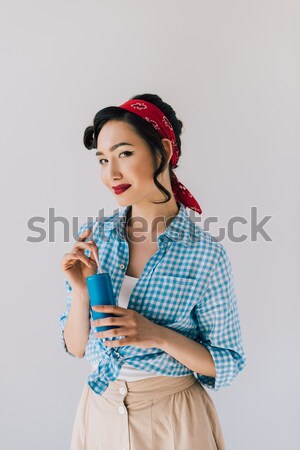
[59,201,246,396]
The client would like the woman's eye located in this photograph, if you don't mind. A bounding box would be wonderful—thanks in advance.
[97,151,133,165]
[120,151,134,157]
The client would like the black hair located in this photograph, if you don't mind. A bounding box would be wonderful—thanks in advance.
[83,93,183,205]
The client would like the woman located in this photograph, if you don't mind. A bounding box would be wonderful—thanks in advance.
[59,93,246,450]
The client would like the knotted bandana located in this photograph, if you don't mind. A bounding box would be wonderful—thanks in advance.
[118,99,202,214]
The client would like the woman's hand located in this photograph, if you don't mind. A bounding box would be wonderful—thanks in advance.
[60,229,99,292]
[91,305,163,349]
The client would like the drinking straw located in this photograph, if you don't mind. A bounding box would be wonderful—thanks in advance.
[87,219,102,273]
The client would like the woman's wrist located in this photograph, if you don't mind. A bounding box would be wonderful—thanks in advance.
[71,285,89,300]
[152,323,170,349]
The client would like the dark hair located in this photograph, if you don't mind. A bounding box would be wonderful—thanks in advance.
[83,93,183,205]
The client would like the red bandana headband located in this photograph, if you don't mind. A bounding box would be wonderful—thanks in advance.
[118,99,202,214]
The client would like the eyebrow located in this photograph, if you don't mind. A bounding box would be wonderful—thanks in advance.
[96,142,134,156]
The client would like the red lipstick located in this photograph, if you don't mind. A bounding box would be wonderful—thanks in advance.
[112,184,131,194]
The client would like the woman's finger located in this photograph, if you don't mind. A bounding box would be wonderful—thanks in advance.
[94,327,130,339]
[76,228,93,242]
[63,252,93,268]
[91,316,126,327]
[72,241,99,259]
[73,241,98,251]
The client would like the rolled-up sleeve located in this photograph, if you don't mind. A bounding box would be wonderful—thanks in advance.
[193,245,247,390]
[59,277,77,357]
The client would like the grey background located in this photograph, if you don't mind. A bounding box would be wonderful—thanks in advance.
[1,1,299,449]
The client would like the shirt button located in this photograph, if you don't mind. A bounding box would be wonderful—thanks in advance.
[118,405,126,414]
[120,263,125,270]
[119,387,127,395]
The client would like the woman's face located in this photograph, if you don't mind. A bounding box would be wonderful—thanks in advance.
[96,120,168,207]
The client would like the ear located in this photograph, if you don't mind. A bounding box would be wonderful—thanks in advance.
[161,138,173,165]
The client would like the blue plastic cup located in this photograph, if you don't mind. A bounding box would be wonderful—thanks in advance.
[86,272,119,333]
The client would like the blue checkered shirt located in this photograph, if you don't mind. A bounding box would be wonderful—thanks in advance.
[59,201,246,396]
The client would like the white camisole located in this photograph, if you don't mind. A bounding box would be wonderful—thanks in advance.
[117,274,162,380]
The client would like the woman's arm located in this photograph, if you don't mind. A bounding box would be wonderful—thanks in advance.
[155,325,216,378]
[155,244,246,389]
[60,276,91,358]
[63,287,91,358]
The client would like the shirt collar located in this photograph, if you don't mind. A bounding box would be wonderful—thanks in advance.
[102,201,193,247]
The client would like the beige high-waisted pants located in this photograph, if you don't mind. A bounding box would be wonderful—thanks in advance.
[70,374,226,450]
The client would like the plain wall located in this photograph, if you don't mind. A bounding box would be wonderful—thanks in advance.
[1,1,299,449]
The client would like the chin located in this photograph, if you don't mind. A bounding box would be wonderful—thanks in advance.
[114,196,132,207]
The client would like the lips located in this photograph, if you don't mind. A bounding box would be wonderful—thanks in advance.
[112,184,131,194]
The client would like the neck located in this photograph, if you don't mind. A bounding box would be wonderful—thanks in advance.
[126,197,180,241]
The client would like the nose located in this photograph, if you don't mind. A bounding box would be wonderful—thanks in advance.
[108,160,122,181]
